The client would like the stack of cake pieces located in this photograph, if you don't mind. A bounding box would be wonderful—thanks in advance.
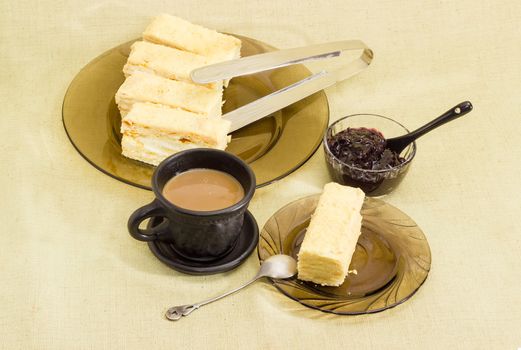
[115,14,242,165]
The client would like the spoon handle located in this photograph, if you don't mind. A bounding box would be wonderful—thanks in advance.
[396,101,473,145]
[165,274,262,321]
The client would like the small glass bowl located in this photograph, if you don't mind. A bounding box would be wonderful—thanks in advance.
[323,114,416,196]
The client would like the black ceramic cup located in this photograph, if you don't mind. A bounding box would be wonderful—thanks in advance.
[128,149,256,261]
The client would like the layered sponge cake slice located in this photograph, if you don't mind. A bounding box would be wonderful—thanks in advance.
[121,103,231,166]
[115,71,223,117]
[297,183,365,286]
[143,14,241,63]
[123,41,221,89]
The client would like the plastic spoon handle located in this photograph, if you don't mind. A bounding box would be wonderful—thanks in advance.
[386,101,473,153]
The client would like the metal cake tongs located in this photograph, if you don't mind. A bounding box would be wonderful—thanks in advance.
[191,40,373,132]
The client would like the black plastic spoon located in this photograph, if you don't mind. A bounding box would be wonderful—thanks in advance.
[386,101,473,154]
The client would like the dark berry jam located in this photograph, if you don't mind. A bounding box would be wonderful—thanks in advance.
[327,128,404,170]
[324,127,412,196]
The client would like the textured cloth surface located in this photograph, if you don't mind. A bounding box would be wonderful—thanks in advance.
[1,1,520,349]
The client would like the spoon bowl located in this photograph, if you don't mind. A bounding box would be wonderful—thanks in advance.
[257,254,298,279]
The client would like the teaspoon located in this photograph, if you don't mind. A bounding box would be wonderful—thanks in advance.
[165,254,297,321]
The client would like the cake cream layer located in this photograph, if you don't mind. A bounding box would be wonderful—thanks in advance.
[123,41,221,90]
[297,183,365,286]
[115,71,222,117]
[120,102,231,166]
[143,14,241,64]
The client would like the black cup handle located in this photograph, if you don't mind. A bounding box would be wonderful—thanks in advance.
[128,200,170,242]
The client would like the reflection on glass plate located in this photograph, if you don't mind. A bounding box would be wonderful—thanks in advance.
[258,195,431,315]
[62,35,329,189]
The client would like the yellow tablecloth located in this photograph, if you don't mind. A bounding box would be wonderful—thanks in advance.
[2,1,520,349]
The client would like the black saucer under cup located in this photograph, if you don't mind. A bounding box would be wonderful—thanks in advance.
[147,211,259,275]
[128,149,256,261]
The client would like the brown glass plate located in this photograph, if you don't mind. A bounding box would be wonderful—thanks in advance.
[258,195,431,315]
[62,35,329,189]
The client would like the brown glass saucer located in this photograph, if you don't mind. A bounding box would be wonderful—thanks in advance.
[258,195,431,315]
[62,34,329,189]
[147,210,258,275]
